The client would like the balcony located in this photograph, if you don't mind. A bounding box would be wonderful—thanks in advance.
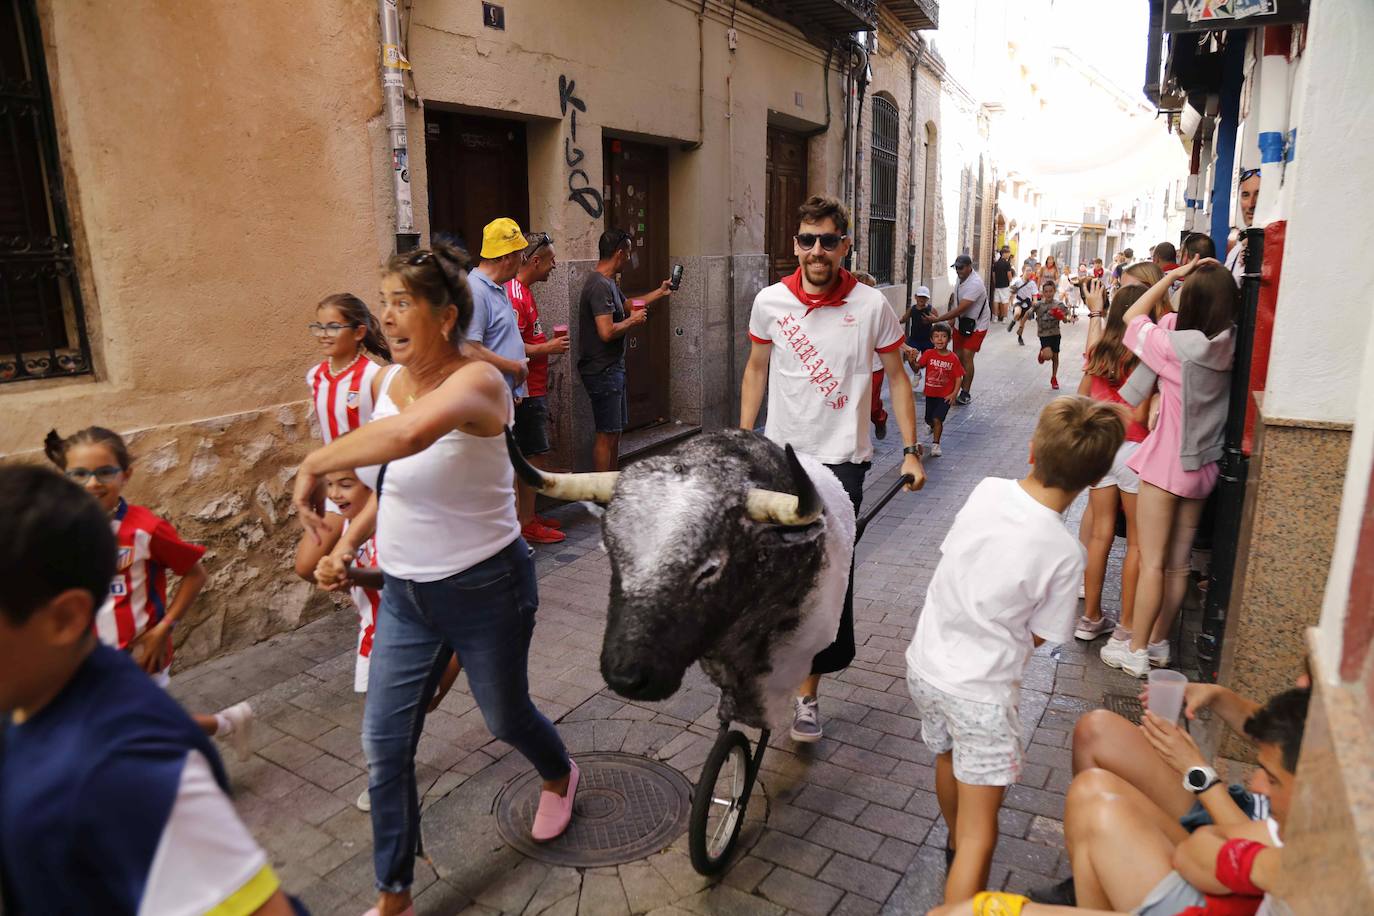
[743,0,878,35]
[884,0,938,30]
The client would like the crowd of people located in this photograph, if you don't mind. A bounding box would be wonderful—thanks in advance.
[2,182,1276,916]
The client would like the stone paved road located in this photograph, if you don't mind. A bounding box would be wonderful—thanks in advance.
[171,314,1148,915]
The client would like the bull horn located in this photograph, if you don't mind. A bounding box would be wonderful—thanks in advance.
[746,444,823,526]
[505,426,618,504]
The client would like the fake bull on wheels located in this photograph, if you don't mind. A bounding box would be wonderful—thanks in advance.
[506,428,910,874]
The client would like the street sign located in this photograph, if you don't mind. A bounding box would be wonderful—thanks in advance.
[482,2,505,30]
[1163,0,1308,32]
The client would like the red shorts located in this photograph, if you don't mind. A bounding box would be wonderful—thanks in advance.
[953,328,987,352]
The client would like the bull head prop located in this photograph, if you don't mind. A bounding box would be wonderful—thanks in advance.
[504,428,823,526]
[505,428,851,729]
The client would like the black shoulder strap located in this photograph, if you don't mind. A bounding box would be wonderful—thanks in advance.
[375,463,389,500]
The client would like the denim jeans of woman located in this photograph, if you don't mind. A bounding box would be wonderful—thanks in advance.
[362,537,570,893]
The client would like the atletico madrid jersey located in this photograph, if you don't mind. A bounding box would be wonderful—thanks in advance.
[346,521,381,694]
[306,353,383,444]
[98,500,206,662]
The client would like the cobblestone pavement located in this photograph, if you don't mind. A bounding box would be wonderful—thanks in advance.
[171,315,1149,915]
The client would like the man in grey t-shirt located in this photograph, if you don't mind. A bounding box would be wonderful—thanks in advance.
[577,228,671,471]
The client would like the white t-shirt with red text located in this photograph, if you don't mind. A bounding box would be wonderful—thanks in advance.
[748,277,903,464]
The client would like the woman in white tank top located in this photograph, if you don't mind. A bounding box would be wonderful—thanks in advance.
[293,242,576,916]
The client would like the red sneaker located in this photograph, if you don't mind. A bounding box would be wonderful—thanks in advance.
[1050,376,1060,390]
[522,522,566,545]
[535,514,562,530]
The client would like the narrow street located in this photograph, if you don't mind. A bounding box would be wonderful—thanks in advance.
[170,317,1144,916]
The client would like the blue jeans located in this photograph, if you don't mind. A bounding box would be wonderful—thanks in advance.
[363,537,570,893]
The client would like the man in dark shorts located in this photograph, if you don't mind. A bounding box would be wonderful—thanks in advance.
[577,228,671,472]
[506,232,568,544]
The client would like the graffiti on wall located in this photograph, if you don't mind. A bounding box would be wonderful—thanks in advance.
[560,75,604,219]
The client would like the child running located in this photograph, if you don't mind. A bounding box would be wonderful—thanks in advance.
[0,466,302,915]
[1026,279,1068,389]
[1007,266,1039,345]
[915,323,963,457]
[305,293,390,446]
[42,427,253,756]
[905,397,1124,903]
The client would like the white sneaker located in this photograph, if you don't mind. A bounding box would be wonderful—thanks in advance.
[1074,615,1113,641]
[356,788,371,812]
[1099,636,1131,669]
[1147,640,1171,668]
[1120,647,1152,678]
[930,442,942,457]
[216,701,254,761]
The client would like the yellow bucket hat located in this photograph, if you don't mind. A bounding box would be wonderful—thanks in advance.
[480,217,529,259]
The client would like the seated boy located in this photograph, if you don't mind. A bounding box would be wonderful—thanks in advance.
[0,465,300,915]
[928,686,1307,916]
[906,396,1125,902]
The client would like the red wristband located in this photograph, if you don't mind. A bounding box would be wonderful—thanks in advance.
[1215,838,1267,896]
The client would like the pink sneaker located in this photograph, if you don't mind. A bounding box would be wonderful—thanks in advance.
[531,760,580,842]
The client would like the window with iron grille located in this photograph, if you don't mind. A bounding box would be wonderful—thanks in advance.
[867,96,898,285]
[1,0,91,384]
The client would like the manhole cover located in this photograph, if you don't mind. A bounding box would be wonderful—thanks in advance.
[494,752,693,867]
[1103,692,1144,725]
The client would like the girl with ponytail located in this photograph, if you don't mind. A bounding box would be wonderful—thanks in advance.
[305,292,389,450]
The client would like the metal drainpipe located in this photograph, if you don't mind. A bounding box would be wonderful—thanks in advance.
[726,29,738,411]
[1199,224,1262,681]
[850,40,869,272]
[379,0,418,252]
[904,40,923,308]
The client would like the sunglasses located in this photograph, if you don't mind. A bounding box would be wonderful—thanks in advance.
[528,233,553,255]
[406,250,435,266]
[795,232,847,252]
[308,321,360,337]
[1240,168,1261,182]
[65,466,124,485]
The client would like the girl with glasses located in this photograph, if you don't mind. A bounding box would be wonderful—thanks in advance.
[306,292,391,448]
[42,426,254,756]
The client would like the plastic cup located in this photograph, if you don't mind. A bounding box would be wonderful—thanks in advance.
[1147,669,1188,723]
[552,324,569,339]
[630,298,647,312]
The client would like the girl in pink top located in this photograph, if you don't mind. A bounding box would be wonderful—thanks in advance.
[1074,283,1150,645]
[1106,260,1237,678]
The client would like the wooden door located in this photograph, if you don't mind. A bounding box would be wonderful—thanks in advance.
[424,111,529,257]
[766,127,809,284]
[603,138,670,430]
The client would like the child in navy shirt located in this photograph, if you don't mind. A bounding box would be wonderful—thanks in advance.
[0,466,303,915]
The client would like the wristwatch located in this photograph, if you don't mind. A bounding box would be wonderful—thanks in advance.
[903,445,923,457]
[1183,765,1221,795]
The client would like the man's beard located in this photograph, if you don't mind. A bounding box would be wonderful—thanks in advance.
[804,258,835,285]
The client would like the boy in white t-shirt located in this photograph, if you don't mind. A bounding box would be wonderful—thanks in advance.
[905,396,1125,903]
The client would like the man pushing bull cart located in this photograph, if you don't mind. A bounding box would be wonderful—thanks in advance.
[740,194,926,743]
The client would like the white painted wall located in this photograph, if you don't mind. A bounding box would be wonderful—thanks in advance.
[1262,0,1374,424]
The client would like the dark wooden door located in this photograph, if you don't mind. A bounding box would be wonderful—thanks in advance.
[603,138,669,430]
[766,127,809,284]
[424,111,529,258]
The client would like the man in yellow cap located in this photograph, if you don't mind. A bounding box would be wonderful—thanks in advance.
[466,216,533,396]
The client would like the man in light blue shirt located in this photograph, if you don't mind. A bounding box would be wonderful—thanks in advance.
[465,217,531,398]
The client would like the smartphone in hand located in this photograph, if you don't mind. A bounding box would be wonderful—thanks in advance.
[670,264,684,291]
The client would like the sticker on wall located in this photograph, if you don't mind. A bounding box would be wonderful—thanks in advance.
[637,237,644,247]
[638,208,645,217]
[638,222,645,231]
[627,185,635,197]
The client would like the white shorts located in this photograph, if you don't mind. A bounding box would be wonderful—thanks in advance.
[993,287,1012,305]
[907,671,1022,785]
[1091,440,1141,495]
[1133,870,1205,916]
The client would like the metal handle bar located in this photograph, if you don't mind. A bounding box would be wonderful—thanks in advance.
[855,473,915,542]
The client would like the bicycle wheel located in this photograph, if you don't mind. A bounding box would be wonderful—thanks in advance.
[689,729,751,875]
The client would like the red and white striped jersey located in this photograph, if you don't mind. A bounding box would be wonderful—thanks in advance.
[346,521,381,693]
[306,354,384,444]
[98,500,206,666]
